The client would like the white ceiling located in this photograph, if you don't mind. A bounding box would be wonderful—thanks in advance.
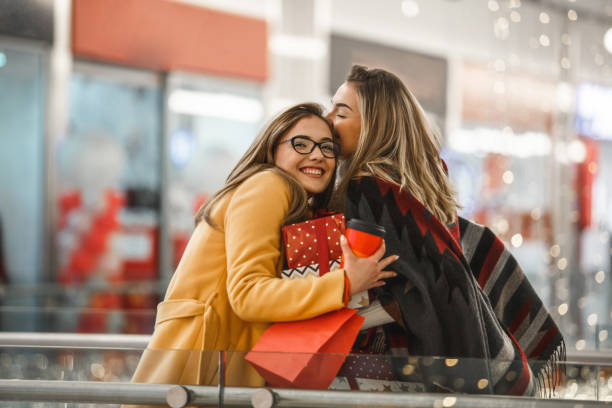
[174,0,612,85]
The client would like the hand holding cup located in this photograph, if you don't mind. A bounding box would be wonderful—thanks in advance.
[340,219,398,295]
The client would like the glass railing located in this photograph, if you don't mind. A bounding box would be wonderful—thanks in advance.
[0,335,610,406]
[0,282,164,333]
[0,281,167,307]
[0,297,609,406]
[1,282,609,350]
[595,324,612,350]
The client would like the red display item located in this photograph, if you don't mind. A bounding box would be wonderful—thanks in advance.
[577,138,598,230]
[192,193,209,216]
[58,191,82,229]
[245,308,364,389]
[105,189,126,210]
[121,226,159,281]
[172,232,190,268]
[58,191,82,214]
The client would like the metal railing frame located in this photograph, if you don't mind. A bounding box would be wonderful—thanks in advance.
[0,379,609,407]
[1,332,611,406]
[0,331,150,349]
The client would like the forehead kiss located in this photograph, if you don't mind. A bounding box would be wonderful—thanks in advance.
[326,82,362,158]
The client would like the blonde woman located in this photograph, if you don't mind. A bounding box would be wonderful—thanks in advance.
[126,102,397,403]
[326,65,564,395]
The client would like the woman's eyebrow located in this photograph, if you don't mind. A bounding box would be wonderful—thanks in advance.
[294,134,333,142]
[334,102,353,111]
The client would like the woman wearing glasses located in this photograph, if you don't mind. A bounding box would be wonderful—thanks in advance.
[325,66,564,395]
[127,102,397,398]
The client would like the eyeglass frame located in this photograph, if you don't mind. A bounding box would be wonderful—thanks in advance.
[277,135,341,159]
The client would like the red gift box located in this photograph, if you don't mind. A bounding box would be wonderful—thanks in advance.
[281,213,345,278]
[245,308,364,389]
[281,213,369,308]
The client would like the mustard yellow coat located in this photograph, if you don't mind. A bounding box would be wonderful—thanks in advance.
[129,171,346,394]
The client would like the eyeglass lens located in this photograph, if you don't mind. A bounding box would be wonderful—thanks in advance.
[291,136,338,158]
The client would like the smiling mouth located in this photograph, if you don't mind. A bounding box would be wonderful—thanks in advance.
[300,167,324,177]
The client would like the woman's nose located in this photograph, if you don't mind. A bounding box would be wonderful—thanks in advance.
[324,111,334,124]
[309,145,325,160]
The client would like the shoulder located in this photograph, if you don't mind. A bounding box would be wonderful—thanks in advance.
[235,170,290,197]
[344,176,388,216]
[223,170,293,231]
[347,175,394,198]
[228,170,292,214]
[457,216,497,243]
[346,175,424,213]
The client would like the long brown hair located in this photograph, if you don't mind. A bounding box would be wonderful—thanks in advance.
[338,65,459,224]
[195,102,336,227]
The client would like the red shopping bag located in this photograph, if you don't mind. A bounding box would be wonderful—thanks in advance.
[245,308,364,389]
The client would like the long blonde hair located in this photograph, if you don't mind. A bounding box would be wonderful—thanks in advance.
[195,102,336,227]
[338,65,459,224]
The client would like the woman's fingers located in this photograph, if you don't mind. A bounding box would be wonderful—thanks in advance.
[378,270,397,280]
[339,235,355,259]
[378,254,399,270]
[339,234,349,249]
[366,270,397,289]
[371,239,386,260]
[342,236,401,293]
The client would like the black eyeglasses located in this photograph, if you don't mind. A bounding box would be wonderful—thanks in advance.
[278,136,340,159]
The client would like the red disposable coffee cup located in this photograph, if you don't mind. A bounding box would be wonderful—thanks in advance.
[341,219,386,266]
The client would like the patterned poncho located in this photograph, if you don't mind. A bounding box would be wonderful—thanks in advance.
[344,176,565,396]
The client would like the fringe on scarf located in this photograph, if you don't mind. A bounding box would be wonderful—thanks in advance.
[533,339,566,398]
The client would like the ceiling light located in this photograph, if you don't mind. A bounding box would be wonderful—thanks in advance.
[567,139,586,163]
[449,127,552,158]
[269,35,327,60]
[401,0,419,18]
[604,27,612,54]
[168,90,263,123]
[556,82,573,112]
[560,57,571,69]
[561,33,571,46]
[493,59,506,71]
[511,233,523,248]
[494,17,510,40]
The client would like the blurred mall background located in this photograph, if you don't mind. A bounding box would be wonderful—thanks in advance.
[0,0,611,365]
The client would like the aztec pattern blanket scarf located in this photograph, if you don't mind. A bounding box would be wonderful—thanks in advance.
[344,176,565,396]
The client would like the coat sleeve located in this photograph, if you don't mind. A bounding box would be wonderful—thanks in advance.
[224,171,345,322]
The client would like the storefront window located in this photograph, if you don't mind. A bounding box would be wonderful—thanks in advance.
[54,63,162,333]
[164,73,264,272]
[0,45,46,288]
[575,82,612,350]
[447,62,556,302]
[447,64,612,350]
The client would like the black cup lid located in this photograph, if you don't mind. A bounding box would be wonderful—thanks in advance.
[346,218,386,237]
